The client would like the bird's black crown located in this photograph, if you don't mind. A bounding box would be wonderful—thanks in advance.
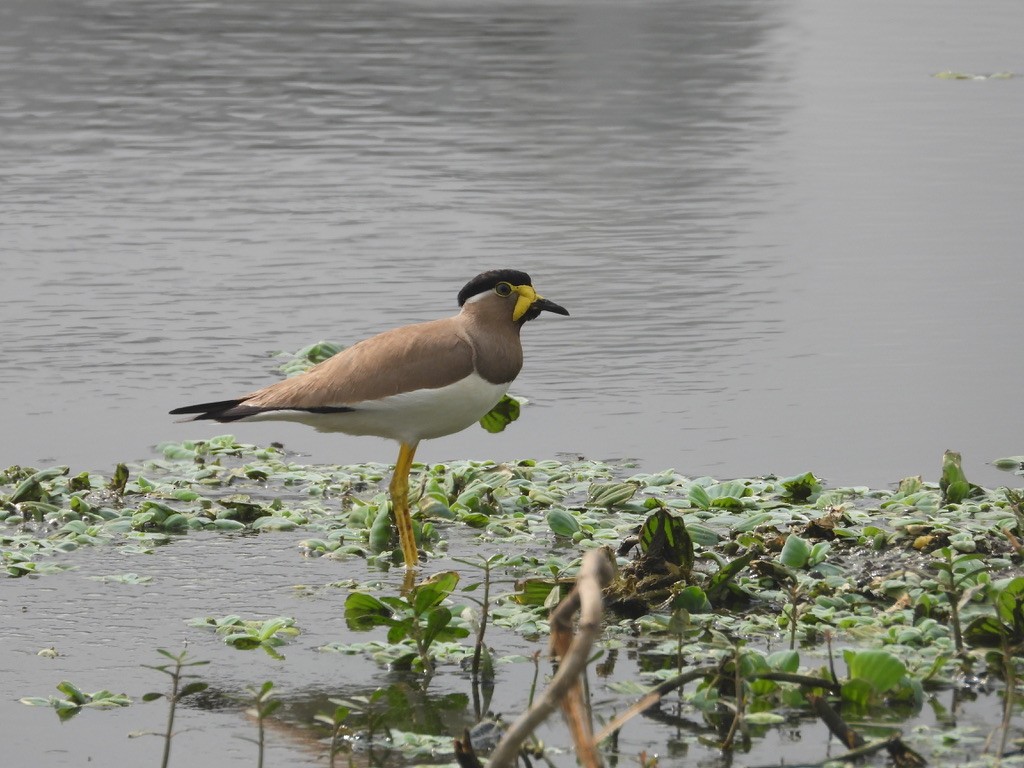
[458,270,533,306]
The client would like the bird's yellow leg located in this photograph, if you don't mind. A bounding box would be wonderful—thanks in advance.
[389,441,420,569]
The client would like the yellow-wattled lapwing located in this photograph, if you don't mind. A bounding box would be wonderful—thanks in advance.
[170,269,568,568]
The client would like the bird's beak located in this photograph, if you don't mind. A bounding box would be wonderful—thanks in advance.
[512,284,569,322]
[531,297,569,316]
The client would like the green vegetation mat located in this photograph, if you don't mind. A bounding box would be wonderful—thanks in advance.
[4,437,1024,767]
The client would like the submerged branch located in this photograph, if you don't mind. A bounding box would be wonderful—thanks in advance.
[595,668,839,744]
[806,693,925,768]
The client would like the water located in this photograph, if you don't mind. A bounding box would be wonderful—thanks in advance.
[2,1,1023,764]
[4,0,1021,490]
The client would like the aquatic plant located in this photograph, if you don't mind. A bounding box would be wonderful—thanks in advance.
[20,680,131,721]
[452,552,508,686]
[141,648,210,768]
[187,615,300,659]
[343,571,470,679]
[243,681,281,768]
[4,444,1024,766]
[313,699,353,768]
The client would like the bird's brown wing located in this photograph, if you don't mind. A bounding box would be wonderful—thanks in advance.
[240,316,475,411]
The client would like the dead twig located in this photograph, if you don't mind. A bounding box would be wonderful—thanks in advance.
[748,671,841,693]
[455,728,484,768]
[593,665,719,743]
[487,548,616,768]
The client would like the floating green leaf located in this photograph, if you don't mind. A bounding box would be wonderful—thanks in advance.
[639,508,694,572]
[21,680,131,721]
[992,456,1024,472]
[479,395,522,433]
[671,585,711,613]
[277,341,345,376]
[688,484,712,510]
[844,649,906,697]
[345,593,395,630]
[778,472,821,503]
[10,466,68,504]
[779,534,812,569]
[587,482,638,510]
[547,508,581,537]
[996,576,1024,630]
[940,450,973,504]
[744,711,786,725]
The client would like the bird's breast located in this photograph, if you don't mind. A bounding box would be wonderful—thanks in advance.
[469,331,524,385]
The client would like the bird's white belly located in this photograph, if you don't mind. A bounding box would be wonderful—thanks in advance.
[242,373,511,444]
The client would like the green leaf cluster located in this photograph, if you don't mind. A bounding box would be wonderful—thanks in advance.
[344,572,469,672]
[187,615,299,659]
[20,680,131,721]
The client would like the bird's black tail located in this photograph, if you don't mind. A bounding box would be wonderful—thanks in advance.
[169,399,261,422]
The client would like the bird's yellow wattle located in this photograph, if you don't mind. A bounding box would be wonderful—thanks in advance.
[512,284,538,321]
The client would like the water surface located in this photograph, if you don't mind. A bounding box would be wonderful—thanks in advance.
[4,0,1021,489]
[2,2,1024,764]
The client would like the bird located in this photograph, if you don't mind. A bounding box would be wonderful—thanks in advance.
[170,269,568,569]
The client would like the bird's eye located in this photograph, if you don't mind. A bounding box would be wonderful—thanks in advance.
[494,282,514,297]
